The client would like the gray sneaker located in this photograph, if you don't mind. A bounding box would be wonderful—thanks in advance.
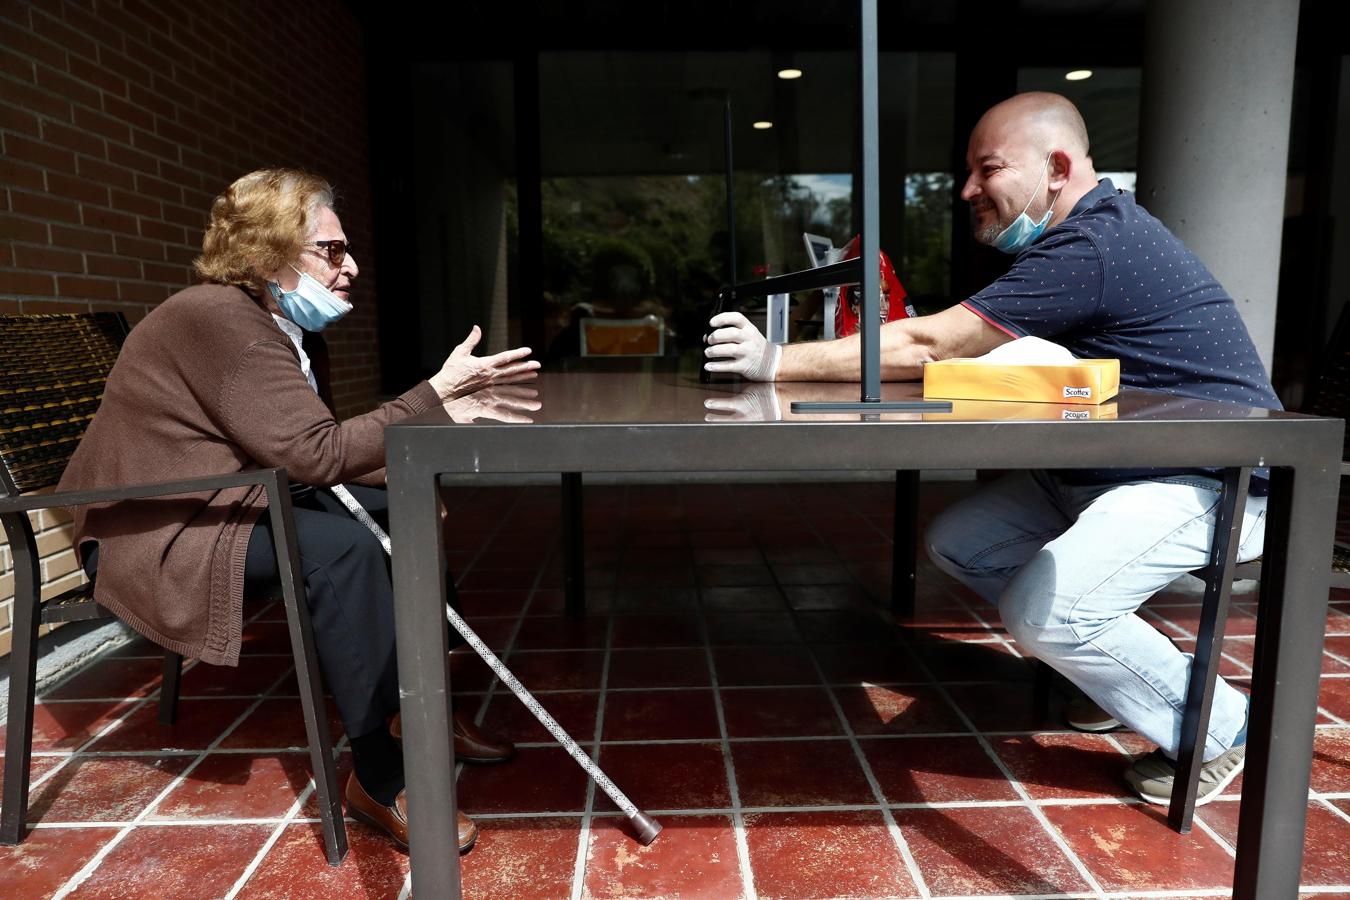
[1124,743,1246,806]
[1064,695,1123,733]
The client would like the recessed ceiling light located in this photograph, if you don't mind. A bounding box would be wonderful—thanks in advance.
[753,120,774,130]
[777,68,803,80]
[1065,69,1093,81]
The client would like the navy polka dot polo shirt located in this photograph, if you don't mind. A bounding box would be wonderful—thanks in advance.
[962,178,1282,488]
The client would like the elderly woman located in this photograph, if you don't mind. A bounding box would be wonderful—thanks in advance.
[57,168,536,854]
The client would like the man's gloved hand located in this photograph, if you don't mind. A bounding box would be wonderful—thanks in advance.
[704,312,782,382]
[703,383,782,422]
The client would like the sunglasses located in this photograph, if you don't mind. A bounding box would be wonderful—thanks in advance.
[303,239,351,267]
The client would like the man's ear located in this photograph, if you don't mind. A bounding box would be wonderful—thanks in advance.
[1047,149,1073,191]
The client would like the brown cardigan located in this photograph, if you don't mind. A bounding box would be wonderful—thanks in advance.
[57,284,441,666]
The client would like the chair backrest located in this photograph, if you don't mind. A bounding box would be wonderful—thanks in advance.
[0,313,129,497]
[578,315,665,357]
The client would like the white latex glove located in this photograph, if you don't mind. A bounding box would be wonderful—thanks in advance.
[703,311,781,381]
[703,383,782,422]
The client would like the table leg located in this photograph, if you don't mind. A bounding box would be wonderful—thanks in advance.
[892,470,918,617]
[1169,466,1249,832]
[389,459,460,898]
[1233,463,1338,898]
[564,472,585,620]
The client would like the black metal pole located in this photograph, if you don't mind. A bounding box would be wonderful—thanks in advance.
[789,0,951,415]
[858,0,881,401]
[724,94,737,291]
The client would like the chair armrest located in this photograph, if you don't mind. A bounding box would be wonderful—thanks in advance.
[0,468,289,514]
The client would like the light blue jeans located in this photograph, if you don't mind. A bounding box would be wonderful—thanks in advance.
[926,470,1266,761]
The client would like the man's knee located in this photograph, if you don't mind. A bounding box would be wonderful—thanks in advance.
[998,554,1070,654]
[924,505,971,574]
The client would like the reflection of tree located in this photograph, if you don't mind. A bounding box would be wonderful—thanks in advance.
[507,171,952,354]
[903,172,953,312]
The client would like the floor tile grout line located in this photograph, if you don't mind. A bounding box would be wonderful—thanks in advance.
[567,613,613,900]
[1142,604,1350,726]
[699,591,758,900]
[909,651,1109,899]
[805,641,932,899]
[223,777,322,900]
[24,693,160,792]
[457,485,538,793]
[51,664,299,899]
[21,791,1237,830]
[789,500,932,899]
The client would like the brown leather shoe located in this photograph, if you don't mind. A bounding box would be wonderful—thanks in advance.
[345,772,478,853]
[389,708,516,765]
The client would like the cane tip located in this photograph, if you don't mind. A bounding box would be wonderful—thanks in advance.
[629,812,662,845]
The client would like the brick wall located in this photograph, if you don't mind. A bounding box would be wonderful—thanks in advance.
[1,0,385,656]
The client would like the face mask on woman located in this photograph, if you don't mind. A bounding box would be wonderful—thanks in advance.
[268,266,352,332]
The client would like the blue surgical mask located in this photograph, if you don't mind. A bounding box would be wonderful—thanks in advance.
[268,266,352,332]
[991,155,1060,255]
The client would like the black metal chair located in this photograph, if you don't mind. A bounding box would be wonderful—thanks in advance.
[0,313,347,865]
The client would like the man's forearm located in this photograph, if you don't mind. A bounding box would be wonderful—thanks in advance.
[776,319,932,382]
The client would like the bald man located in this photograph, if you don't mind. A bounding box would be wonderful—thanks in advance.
[706,92,1281,806]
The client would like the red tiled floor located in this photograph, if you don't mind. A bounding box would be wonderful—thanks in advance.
[457,746,589,813]
[814,643,929,685]
[1312,727,1350,793]
[1044,802,1235,892]
[988,732,1134,800]
[150,753,313,820]
[457,588,531,617]
[585,814,743,898]
[602,689,721,741]
[863,735,1019,804]
[17,480,1350,898]
[178,656,294,697]
[910,640,1034,684]
[214,698,344,751]
[610,613,704,648]
[1320,677,1350,722]
[500,650,606,690]
[85,698,255,752]
[705,612,802,645]
[28,755,194,823]
[607,648,711,688]
[0,826,115,896]
[743,809,917,899]
[0,700,139,752]
[65,823,272,898]
[479,690,599,744]
[711,645,819,687]
[459,816,580,898]
[795,609,894,645]
[41,656,166,700]
[943,682,1047,732]
[512,615,609,650]
[235,822,409,898]
[732,740,874,808]
[835,684,968,735]
[896,805,1092,896]
[720,686,843,738]
[594,742,731,811]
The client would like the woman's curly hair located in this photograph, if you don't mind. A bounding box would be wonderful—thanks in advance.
[194,168,335,289]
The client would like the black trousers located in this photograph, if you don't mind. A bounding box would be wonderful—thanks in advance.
[242,484,461,738]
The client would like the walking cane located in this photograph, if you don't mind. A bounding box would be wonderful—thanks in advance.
[328,485,662,845]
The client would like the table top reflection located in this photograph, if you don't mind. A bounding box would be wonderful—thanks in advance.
[410,370,1301,429]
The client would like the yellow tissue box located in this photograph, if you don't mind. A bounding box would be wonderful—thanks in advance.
[923,358,1120,405]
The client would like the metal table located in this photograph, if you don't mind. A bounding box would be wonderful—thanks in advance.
[386,371,1341,899]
